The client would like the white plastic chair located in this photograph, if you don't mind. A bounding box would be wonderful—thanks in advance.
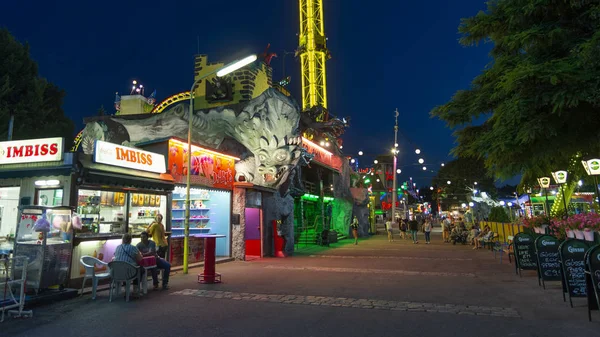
[108,261,140,302]
[80,256,111,300]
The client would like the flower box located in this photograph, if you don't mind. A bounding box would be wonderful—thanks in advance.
[573,229,584,240]
[584,229,595,241]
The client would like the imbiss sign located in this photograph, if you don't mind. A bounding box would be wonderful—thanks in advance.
[0,137,63,164]
[94,140,166,174]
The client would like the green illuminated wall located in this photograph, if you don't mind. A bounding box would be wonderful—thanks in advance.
[331,198,353,236]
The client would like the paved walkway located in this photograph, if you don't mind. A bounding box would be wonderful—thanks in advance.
[3,233,600,337]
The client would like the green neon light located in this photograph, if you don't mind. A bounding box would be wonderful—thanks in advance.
[365,179,371,184]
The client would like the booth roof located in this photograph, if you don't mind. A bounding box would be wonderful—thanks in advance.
[78,155,174,191]
[0,153,75,179]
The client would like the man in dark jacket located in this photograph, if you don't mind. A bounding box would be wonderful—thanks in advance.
[409,218,419,244]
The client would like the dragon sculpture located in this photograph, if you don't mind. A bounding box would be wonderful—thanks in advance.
[79,88,305,188]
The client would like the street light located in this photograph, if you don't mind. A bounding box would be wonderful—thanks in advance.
[582,158,600,205]
[474,182,478,185]
[507,202,513,221]
[461,203,467,208]
[469,202,474,207]
[422,166,427,171]
[500,201,506,206]
[374,160,378,164]
[396,169,401,174]
[551,170,569,218]
[430,186,434,191]
[392,109,400,221]
[350,158,356,164]
[418,158,424,164]
[184,53,257,274]
[441,163,445,167]
[358,151,364,156]
[415,149,421,154]
[447,180,451,185]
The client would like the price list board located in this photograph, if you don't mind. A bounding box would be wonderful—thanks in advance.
[535,235,562,285]
[514,233,537,276]
[559,240,588,307]
[585,244,600,321]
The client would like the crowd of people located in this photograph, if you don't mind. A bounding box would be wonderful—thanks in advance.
[379,214,495,248]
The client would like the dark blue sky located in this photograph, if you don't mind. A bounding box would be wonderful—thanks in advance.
[1,0,496,186]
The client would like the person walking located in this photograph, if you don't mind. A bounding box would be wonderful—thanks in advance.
[351,216,359,245]
[386,219,394,242]
[423,220,432,244]
[400,218,408,240]
[409,217,419,244]
[147,214,168,258]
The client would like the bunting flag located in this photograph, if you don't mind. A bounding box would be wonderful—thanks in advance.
[147,89,157,105]
[114,92,121,111]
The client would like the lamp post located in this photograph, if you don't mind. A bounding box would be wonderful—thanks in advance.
[582,159,600,206]
[551,170,569,219]
[391,109,399,222]
[507,202,513,221]
[537,177,551,216]
[184,54,257,274]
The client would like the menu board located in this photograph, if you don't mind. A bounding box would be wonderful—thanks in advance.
[560,240,588,297]
[586,245,600,312]
[535,235,561,281]
[514,233,537,271]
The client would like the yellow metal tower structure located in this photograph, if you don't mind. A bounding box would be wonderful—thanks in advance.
[298,0,330,121]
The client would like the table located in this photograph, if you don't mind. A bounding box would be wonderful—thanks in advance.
[140,265,156,295]
[196,234,226,284]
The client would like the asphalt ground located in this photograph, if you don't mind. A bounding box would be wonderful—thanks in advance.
[3,232,600,337]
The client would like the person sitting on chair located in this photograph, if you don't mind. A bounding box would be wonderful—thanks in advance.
[137,231,170,290]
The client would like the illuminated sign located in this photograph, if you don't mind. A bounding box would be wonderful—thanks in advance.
[0,137,63,165]
[301,137,343,172]
[168,139,238,190]
[94,140,166,174]
[537,177,551,189]
[551,170,568,184]
[582,159,600,176]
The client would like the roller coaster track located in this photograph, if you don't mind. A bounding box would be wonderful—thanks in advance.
[71,91,191,152]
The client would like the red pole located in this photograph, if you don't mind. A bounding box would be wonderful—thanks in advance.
[201,237,217,283]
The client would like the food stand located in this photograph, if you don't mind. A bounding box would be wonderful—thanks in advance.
[12,206,74,293]
[69,140,174,286]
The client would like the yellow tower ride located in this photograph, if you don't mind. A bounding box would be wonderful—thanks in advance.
[298,0,331,121]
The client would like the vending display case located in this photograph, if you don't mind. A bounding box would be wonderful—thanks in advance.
[128,193,167,235]
[12,206,73,292]
[75,189,127,240]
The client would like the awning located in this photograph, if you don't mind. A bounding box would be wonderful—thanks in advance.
[78,155,174,192]
[0,153,75,179]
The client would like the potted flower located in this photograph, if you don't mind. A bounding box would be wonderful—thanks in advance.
[583,213,600,242]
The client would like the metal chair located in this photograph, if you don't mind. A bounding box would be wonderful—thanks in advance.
[80,256,111,300]
[108,261,140,302]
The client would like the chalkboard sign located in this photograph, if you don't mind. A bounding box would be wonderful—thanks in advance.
[585,244,600,321]
[559,240,588,304]
[535,235,561,285]
[514,233,537,274]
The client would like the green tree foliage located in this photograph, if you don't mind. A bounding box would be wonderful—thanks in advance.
[0,29,74,142]
[431,157,497,204]
[488,206,510,223]
[431,1,600,186]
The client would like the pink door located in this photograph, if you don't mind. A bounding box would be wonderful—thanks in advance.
[245,208,261,257]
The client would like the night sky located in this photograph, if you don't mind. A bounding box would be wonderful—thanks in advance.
[1,1,498,186]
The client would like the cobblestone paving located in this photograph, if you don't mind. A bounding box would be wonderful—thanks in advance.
[309,255,473,261]
[263,265,476,277]
[171,289,520,318]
